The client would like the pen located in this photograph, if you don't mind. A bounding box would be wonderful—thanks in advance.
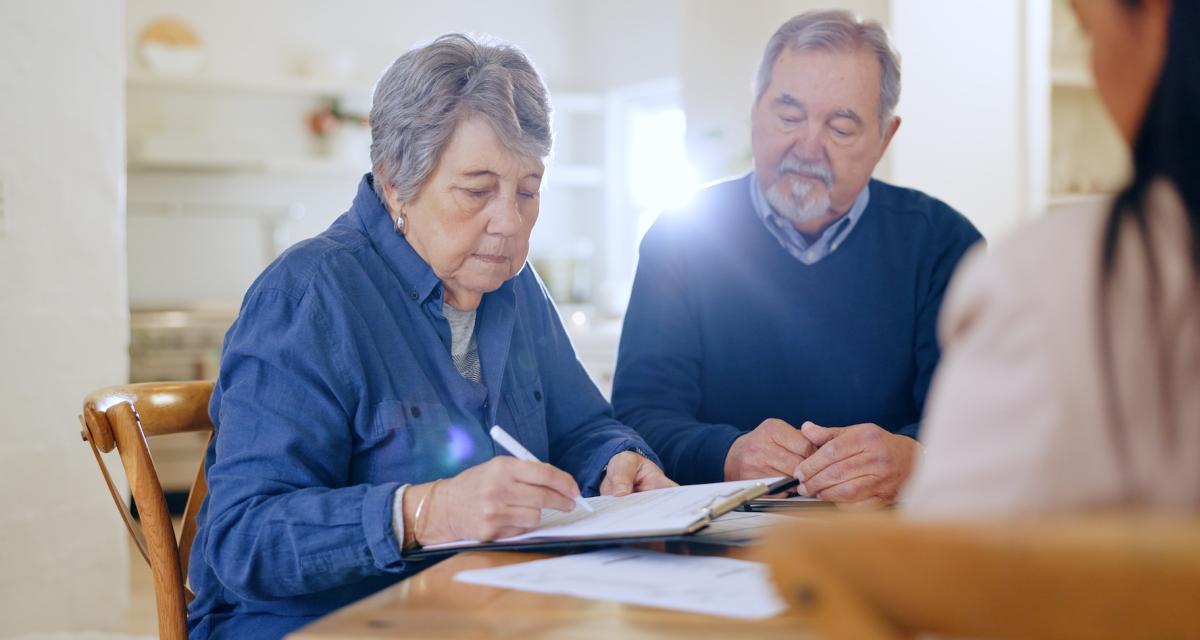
[489,424,594,513]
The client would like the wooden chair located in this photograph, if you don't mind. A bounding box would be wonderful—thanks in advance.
[757,513,1200,640]
[79,381,215,640]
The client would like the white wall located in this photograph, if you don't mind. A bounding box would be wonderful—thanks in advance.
[890,0,1038,240]
[0,0,130,635]
[575,0,682,91]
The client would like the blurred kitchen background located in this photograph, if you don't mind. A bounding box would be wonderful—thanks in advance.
[0,0,1127,635]
[124,0,1125,516]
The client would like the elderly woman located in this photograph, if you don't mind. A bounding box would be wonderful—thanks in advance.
[187,34,672,639]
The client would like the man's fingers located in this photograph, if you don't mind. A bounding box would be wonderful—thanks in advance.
[814,474,878,503]
[795,434,858,486]
[760,446,805,479]
[798,452,872,496]
[772,423,817,458]
[800,421,839,447]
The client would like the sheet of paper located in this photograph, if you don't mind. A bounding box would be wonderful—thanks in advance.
[689,511,798,545]
[423,477,784,551]
[455,548,788,619]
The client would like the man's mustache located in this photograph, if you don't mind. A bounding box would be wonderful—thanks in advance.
[778,156,833,188]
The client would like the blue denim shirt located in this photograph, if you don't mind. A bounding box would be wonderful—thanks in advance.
[187,175,659,639]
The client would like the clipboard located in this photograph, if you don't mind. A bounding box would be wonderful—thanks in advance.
[404,476,799,560]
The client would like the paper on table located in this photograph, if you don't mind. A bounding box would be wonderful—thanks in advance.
[423,477,784,551]
[689,511,798,545]
[454,548,788,620]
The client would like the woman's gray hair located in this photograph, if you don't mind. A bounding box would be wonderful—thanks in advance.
[754,10,901,128]
[369,33,552,204]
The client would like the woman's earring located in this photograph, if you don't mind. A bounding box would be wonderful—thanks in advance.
[394,211,406,234]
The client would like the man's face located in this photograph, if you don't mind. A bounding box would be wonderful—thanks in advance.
[751,47,899,231]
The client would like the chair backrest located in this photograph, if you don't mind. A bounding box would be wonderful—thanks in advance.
[80,381,215,640]
[757,514,1200,640]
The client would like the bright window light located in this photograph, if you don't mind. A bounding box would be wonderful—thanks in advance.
[625,106,698,239]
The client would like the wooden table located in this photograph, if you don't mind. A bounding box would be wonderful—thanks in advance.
[289,539,818,640]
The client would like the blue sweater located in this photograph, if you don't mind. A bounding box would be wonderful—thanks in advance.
[612,174,983,485]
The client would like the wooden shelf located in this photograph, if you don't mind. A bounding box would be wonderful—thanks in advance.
[126,70,374,97]
[129,152,368,176]
[127,72,606,110]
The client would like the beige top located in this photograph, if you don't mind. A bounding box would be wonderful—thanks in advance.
[903,181,1200,515]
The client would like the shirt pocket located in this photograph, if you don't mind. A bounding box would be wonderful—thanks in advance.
[365,399,492,483]
[502,375,549,460]
[370,399,451,439]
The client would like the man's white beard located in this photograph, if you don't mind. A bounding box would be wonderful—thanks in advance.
[765,174,831,225]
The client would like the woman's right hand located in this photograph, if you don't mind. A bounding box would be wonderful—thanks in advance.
[411,456,583,544]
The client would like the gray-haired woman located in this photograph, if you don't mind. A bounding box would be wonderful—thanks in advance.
[187,33,673,639]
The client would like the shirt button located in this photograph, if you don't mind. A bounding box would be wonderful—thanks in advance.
[408,291,418,301]
[533,390,543,402]
[410,406,422,418]
[482,399,489,409]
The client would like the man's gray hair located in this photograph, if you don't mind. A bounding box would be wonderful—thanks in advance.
[754,10,901,126]
[369,33,552,204]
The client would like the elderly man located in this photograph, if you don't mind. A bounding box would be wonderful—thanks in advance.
[612,10,982,506]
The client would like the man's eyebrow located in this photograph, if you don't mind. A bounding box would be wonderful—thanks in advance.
[831,109,863,125]
[775,93,805,110]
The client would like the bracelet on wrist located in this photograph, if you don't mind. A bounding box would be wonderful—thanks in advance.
[413,479,442,546]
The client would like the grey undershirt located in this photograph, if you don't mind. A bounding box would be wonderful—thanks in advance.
[442,302,482,384]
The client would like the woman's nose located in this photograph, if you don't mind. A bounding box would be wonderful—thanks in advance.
[486,191,523,236]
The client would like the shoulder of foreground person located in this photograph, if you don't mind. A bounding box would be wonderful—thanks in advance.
[900,200,1124,515]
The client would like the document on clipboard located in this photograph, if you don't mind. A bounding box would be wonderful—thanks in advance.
[406,476,798,558]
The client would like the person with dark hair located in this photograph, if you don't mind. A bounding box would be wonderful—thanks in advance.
[904,0,1200,513]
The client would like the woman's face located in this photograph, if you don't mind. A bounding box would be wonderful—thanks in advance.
[386,114,544,310]
[1071,0,1170,144]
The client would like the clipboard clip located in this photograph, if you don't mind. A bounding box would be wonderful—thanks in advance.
[696,478,798,521]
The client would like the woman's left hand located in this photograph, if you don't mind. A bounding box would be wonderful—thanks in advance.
[599,451,677,496]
